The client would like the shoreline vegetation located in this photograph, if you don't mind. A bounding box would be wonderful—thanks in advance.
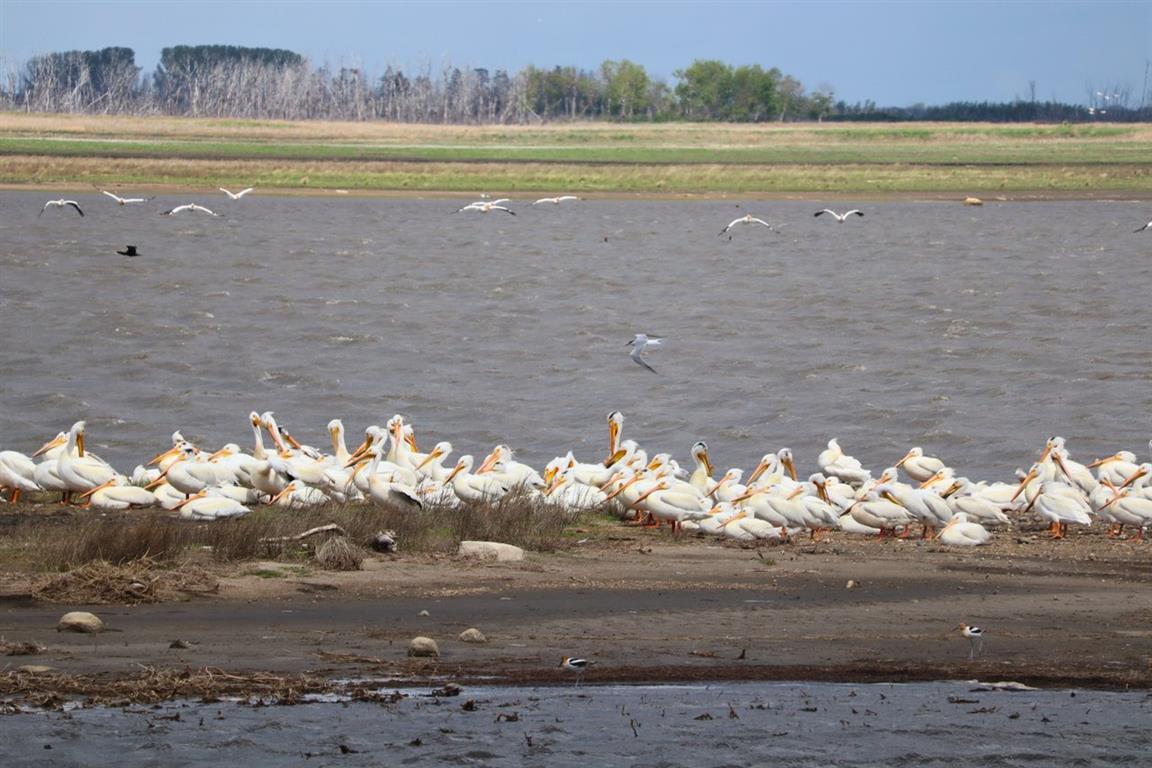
[2,114,1151,196]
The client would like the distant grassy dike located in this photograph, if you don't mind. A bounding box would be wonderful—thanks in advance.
[1,113,1150,195]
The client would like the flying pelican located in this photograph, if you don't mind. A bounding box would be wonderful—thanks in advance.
[100,190,151,205]
[219,187,255,200]
[39,199,84,217]
[161,203,219,216]
[718,214,781,236]
[814,209,863,222]
[626,333,663,374]
[532,195,581,205]
[454,199,514,215]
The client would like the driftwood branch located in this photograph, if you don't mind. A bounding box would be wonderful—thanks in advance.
[259,524,347,543]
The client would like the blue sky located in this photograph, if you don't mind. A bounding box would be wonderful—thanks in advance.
[1,0,1149,106]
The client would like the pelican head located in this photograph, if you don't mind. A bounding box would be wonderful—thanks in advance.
[692,441,713,476]
[895,446,923,468]
[778,448,797,481]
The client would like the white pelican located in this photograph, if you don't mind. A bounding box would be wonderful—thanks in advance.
[454,199,514,215]
[219,187,255,200]
[626,333,662,374]
[687,441,714,492]
[895,447,946,484]
[936,513,991,547]
[57,422,116,496]
[79,476,157,510]
[1022,482,1092,538]
[100,190,151,205]
[818,439,871,487]
[0,450,40,502]
[1087,450,1140,487]
[246,412,291,498]
[718,214,781,236]
[39,199,84,217]
[175,489,249,520]
[161,203,219,216]
[269,480,331,508]
[1096,486,1152,539]
[632,479,711,532]
[605,410,625,464]
[942,478,1012,527]
[445,455,509,503]
[353,445,423,510]
[532,195,580,205]
[848,491,916,537]
[411,441,454,483]
[160,444,229,496]
[476,445,544,488]
[545,471,608,511]
[814,209,863,222]
[877,483,952,538]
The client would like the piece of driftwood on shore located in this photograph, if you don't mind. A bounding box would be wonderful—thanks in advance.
[258,524,347,543]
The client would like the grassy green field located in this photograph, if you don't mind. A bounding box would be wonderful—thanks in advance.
[2,113,1150,195]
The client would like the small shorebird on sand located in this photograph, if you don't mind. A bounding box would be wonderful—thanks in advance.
[958,623,984,659]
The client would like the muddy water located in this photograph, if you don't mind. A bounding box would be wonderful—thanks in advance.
[1,192,1149,480]
[4,682,1150,766]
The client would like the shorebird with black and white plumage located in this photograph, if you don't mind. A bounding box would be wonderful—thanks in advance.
[218,187,254,200]
[814,209,864,222]
[626,333,663,374]
[455,199,515,215]
[559,656,594,685]
[39,199,84,217]
[161,203,220,217]
[718,214,782,237]
[101,190,152,205]
[958,623,984,659]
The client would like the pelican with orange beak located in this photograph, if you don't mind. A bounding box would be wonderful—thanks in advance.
[57,422,117,497]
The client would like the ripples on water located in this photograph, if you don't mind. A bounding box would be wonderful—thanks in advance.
[1,192,1149,479]
[5,682,1150,767]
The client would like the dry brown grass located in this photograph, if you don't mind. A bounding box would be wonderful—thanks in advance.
[9,494,582,572]
[32,558,219,604]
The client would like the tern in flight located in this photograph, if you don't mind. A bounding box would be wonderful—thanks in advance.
[39,199,84,217]
[814,209,864,222]
[718,214,781,236]
[626,333,663,374]
[160,203,219,216]
[1135,218,1152,233]
[100,190,152,205]
[455,199,515,215]
[532,195,581,205]
[219,187,255,200]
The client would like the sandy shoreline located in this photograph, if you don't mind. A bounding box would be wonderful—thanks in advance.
[3,524,1151,704]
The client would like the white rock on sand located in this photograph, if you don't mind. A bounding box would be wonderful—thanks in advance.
[56,611,105,633]
[458,628,487,644]
[408,636,440,657]
[457,541,524,562]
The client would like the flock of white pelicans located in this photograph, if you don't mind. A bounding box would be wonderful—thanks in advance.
[1,411,1151,547]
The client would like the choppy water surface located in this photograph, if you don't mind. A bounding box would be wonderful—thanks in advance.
[5,682,1150,767]
[1,192,1149,479]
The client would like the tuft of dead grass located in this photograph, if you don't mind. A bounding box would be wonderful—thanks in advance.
[32,558,219,605]
[313,537,365,571]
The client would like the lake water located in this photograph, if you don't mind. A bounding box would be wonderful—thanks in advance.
[1,192,1149,481]
[4,681,1149,767]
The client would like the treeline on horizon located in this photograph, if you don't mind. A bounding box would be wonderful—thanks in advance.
[3,44,1149,124]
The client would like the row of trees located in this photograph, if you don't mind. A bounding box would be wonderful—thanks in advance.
[0,45,840,123]
[2,45,1149,123]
